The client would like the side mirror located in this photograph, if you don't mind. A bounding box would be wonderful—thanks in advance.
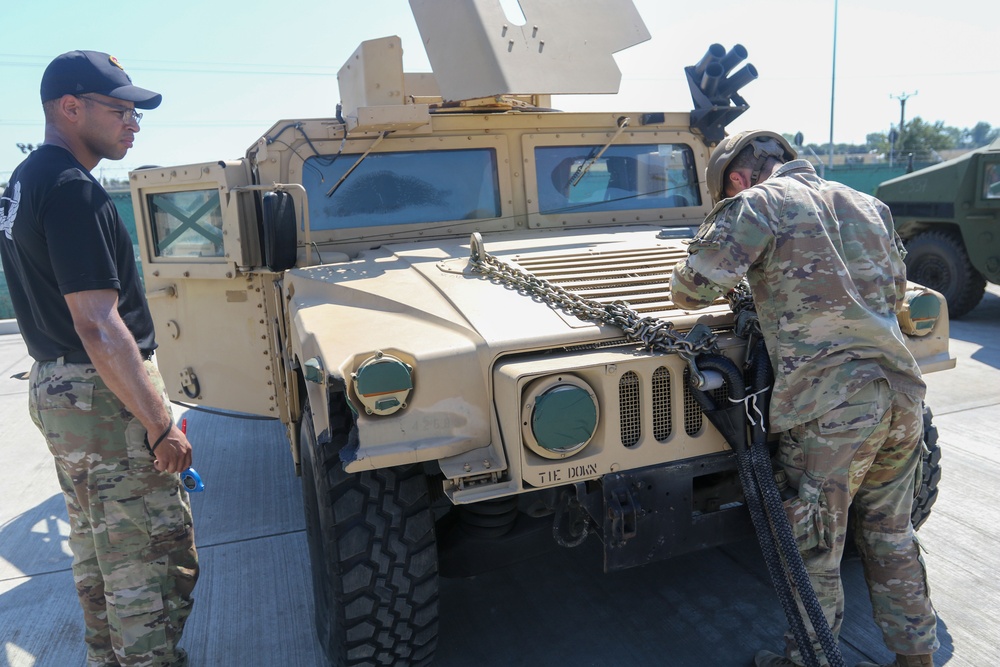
[262,191,298,272]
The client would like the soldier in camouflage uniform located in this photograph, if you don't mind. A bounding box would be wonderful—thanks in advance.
[0,52,197,666]
[669,131,937,667]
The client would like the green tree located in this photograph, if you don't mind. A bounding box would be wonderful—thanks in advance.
[787,120,996,159]
[965,122,998,147]
[897,117,957,153]
[866,132,890,154]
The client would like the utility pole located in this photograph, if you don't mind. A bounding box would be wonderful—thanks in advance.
[889,92,916,167]
[890,91,917,136]
[889,126,899,167]
[828,0,839,171]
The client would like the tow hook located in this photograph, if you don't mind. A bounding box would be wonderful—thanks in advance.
[607,483,638,546]
[681,323,717,389]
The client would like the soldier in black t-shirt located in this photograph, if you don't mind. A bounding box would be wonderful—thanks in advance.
[0,51,197,666]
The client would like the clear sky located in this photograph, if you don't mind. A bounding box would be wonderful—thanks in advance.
[2,0,998,183]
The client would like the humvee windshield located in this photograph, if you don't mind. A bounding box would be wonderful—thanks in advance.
[299,141,701,232]
[536,143,701,214]
[304,148,501,230]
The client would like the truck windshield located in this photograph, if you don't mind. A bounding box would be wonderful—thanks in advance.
[535,143,700,214]
[303,148,501,230]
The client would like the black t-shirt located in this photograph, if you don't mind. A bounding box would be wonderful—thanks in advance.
[0,145,155,361]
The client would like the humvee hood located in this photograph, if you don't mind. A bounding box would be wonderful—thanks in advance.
[286,226,734,365]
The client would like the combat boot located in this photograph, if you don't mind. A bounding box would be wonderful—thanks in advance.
[856,654,934,667]
[754,649,803,667]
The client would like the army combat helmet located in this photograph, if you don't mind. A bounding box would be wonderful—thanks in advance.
[705,130,796,203]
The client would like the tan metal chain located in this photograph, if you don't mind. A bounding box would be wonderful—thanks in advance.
[467,233,720,363]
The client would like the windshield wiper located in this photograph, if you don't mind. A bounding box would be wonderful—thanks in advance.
[568,116,630,187]
[325,131,391,198]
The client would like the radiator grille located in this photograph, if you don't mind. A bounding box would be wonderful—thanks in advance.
[652,366,672,441]
[615,366,676,446]
[619,371,641,447]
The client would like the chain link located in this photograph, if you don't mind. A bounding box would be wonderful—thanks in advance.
[724,281,759,333]
[470,246,720,358]
[725,279,764,370]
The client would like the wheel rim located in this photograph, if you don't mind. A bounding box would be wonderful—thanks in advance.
[909,256,950,294]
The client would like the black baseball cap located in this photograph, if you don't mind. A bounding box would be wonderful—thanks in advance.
[40,50,162,109]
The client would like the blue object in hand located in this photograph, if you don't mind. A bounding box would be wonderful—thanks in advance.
[181,467,205,492]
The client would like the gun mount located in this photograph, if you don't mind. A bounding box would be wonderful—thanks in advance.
[686,43,758,145]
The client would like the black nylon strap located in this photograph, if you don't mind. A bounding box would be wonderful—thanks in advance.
[150,424,173,453]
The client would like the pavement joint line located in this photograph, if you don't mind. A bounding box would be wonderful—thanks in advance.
[933,401,1000,416]
[1,566,73,583]
[191,527,306,550]
[0,529,308,585]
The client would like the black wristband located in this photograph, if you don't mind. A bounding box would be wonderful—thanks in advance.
[150,424,173,453]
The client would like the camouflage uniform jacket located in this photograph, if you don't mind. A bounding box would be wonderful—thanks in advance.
[670,159,925,432]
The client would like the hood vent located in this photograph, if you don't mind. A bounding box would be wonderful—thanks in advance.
[506,245,723,320]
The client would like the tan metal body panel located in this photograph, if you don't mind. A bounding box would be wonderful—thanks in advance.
[491,342,741,492]
[282,226,736,477]
[130,161,286,419]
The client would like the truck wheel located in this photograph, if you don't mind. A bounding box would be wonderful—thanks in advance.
[904,230,986,318]
[910,404,941,530]
[300,399,439,666]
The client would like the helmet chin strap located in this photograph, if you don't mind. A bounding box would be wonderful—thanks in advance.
[749,155,769,186]
[748,137,787,186]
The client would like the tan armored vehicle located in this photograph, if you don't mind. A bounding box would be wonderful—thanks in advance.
[129,1,954,664]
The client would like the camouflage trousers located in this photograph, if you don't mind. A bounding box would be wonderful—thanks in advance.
[777,379,939,664]
[28,358,198,667]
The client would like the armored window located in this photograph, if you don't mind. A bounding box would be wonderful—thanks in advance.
[982,161,1000,200]
[303,148,501,230]
[535,143,701,214]
[147,189,225,259]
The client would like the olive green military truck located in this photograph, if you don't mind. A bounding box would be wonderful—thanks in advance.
[128,1,955,664]
[876,137,1000,318]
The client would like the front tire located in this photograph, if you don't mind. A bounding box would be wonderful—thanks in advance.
[904,230,986,319]
[300,399,439,666]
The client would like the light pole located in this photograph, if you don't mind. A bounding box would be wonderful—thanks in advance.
[828,0,838,171]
